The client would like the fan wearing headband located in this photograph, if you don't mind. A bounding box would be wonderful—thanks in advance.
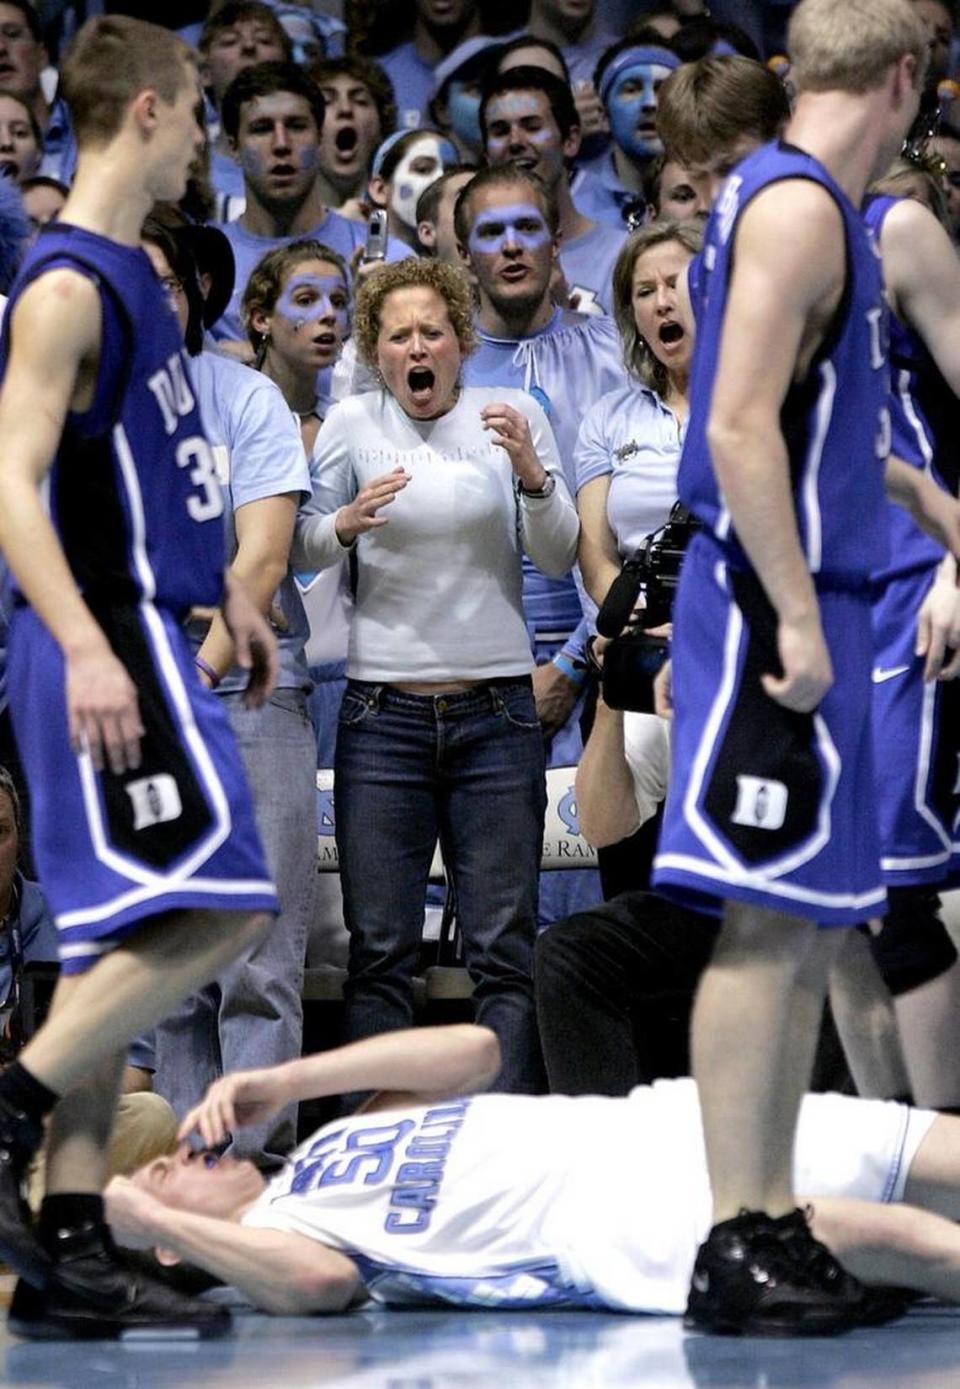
[575,37,681,230]
[368,128,459,253]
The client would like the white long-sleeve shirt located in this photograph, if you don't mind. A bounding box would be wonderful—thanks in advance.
[293,386,579,683]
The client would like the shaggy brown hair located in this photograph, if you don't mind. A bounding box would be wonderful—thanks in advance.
[352,257,477,366]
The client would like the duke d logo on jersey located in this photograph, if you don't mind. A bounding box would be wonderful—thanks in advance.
[731,776,788,832]
[125,774,183,831]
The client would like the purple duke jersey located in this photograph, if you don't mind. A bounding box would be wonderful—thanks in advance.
[680,142,891,584]
[0,225,225,615]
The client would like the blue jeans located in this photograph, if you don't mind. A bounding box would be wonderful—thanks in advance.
[335,678,547,1093]
[153,688,317,1166]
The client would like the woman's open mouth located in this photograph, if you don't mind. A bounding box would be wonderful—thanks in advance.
[407,366,435,402]
[658,321,684,346]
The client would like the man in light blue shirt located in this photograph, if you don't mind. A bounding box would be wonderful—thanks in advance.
[574,38,681,230]
[455,164,630,922]
[211,62,411,349]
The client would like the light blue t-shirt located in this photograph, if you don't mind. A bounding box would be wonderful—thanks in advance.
[380,41,435,130]
[575,382,685,557]
[210,211,412,343]
[191,351,312,693]
[559,220,628,318]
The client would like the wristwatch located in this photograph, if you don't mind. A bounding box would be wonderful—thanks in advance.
[518,474,556,499]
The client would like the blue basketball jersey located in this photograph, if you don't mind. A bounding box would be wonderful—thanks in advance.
[0,224,225,617]
[679,141,890,584]
[863,193,954,582]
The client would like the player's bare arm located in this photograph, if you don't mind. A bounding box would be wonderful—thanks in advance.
[105,1181,360,1315]
[707,181,846,713]
[196,493,297,688]
[882,196,960,393]
[178,1025,502,1149]
[880,198,960,679]
[0,269,144,774]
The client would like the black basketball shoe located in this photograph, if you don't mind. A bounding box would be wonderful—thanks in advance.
[685,1209,868,1336]
[772,1206,910,1328]
[0,1094,49,1288]
[7,1223,232,1340]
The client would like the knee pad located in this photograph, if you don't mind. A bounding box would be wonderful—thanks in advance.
[868,886,957,996]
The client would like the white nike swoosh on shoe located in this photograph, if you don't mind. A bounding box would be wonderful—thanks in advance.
[871,665,911,684]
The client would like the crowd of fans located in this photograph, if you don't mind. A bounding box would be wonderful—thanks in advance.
[0,0,959,1193]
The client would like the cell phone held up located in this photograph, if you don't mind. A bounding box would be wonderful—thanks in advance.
[363,208,388,262]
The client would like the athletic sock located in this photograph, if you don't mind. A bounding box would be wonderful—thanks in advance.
[38,1193,105,1257]
[0,1060,58,1127]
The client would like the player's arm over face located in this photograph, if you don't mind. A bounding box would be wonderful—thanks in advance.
[106,1179,362,1315]
[0,270,145,773]
[706,180,846,712]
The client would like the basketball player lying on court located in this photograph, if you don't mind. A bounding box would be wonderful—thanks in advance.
[104,1024,960,1325]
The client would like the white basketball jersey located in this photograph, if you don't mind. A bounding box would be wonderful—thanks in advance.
[241,1082,933,1314]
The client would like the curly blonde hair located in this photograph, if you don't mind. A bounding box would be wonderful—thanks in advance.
[352,257,478,367]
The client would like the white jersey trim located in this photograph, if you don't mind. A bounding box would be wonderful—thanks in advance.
[681,561,842,880]
[801,360,836,575]
[654,851,886,913]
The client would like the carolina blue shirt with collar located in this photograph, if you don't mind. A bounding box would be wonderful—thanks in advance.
[572,154,643,231]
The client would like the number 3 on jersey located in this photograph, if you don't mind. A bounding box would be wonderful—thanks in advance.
[176,435,224,523]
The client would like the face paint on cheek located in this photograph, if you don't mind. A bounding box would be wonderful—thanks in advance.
[467,202,551,257]
[276,274,350,336]
[240,146,266,177]
[297,145,320,173]
[607,64,671,160]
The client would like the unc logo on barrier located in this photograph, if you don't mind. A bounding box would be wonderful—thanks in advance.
[541,772,598,865]
[731,776,788,832]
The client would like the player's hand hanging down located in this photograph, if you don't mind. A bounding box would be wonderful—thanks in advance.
[67,638,144,775]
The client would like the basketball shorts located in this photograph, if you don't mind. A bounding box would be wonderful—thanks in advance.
[7,601,278,973]
[560,1078,936,1315]
[871,565,960,887]
[653,534,886,925]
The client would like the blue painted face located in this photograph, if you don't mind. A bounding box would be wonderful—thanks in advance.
[467,201,551,258]
[447,79,483,152]
[276,271,350,336]
[607,62,673,160]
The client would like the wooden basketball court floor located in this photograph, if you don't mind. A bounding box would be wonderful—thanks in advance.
[1,1288,958,1389]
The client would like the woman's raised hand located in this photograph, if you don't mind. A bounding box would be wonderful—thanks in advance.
[335,467,409,545]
